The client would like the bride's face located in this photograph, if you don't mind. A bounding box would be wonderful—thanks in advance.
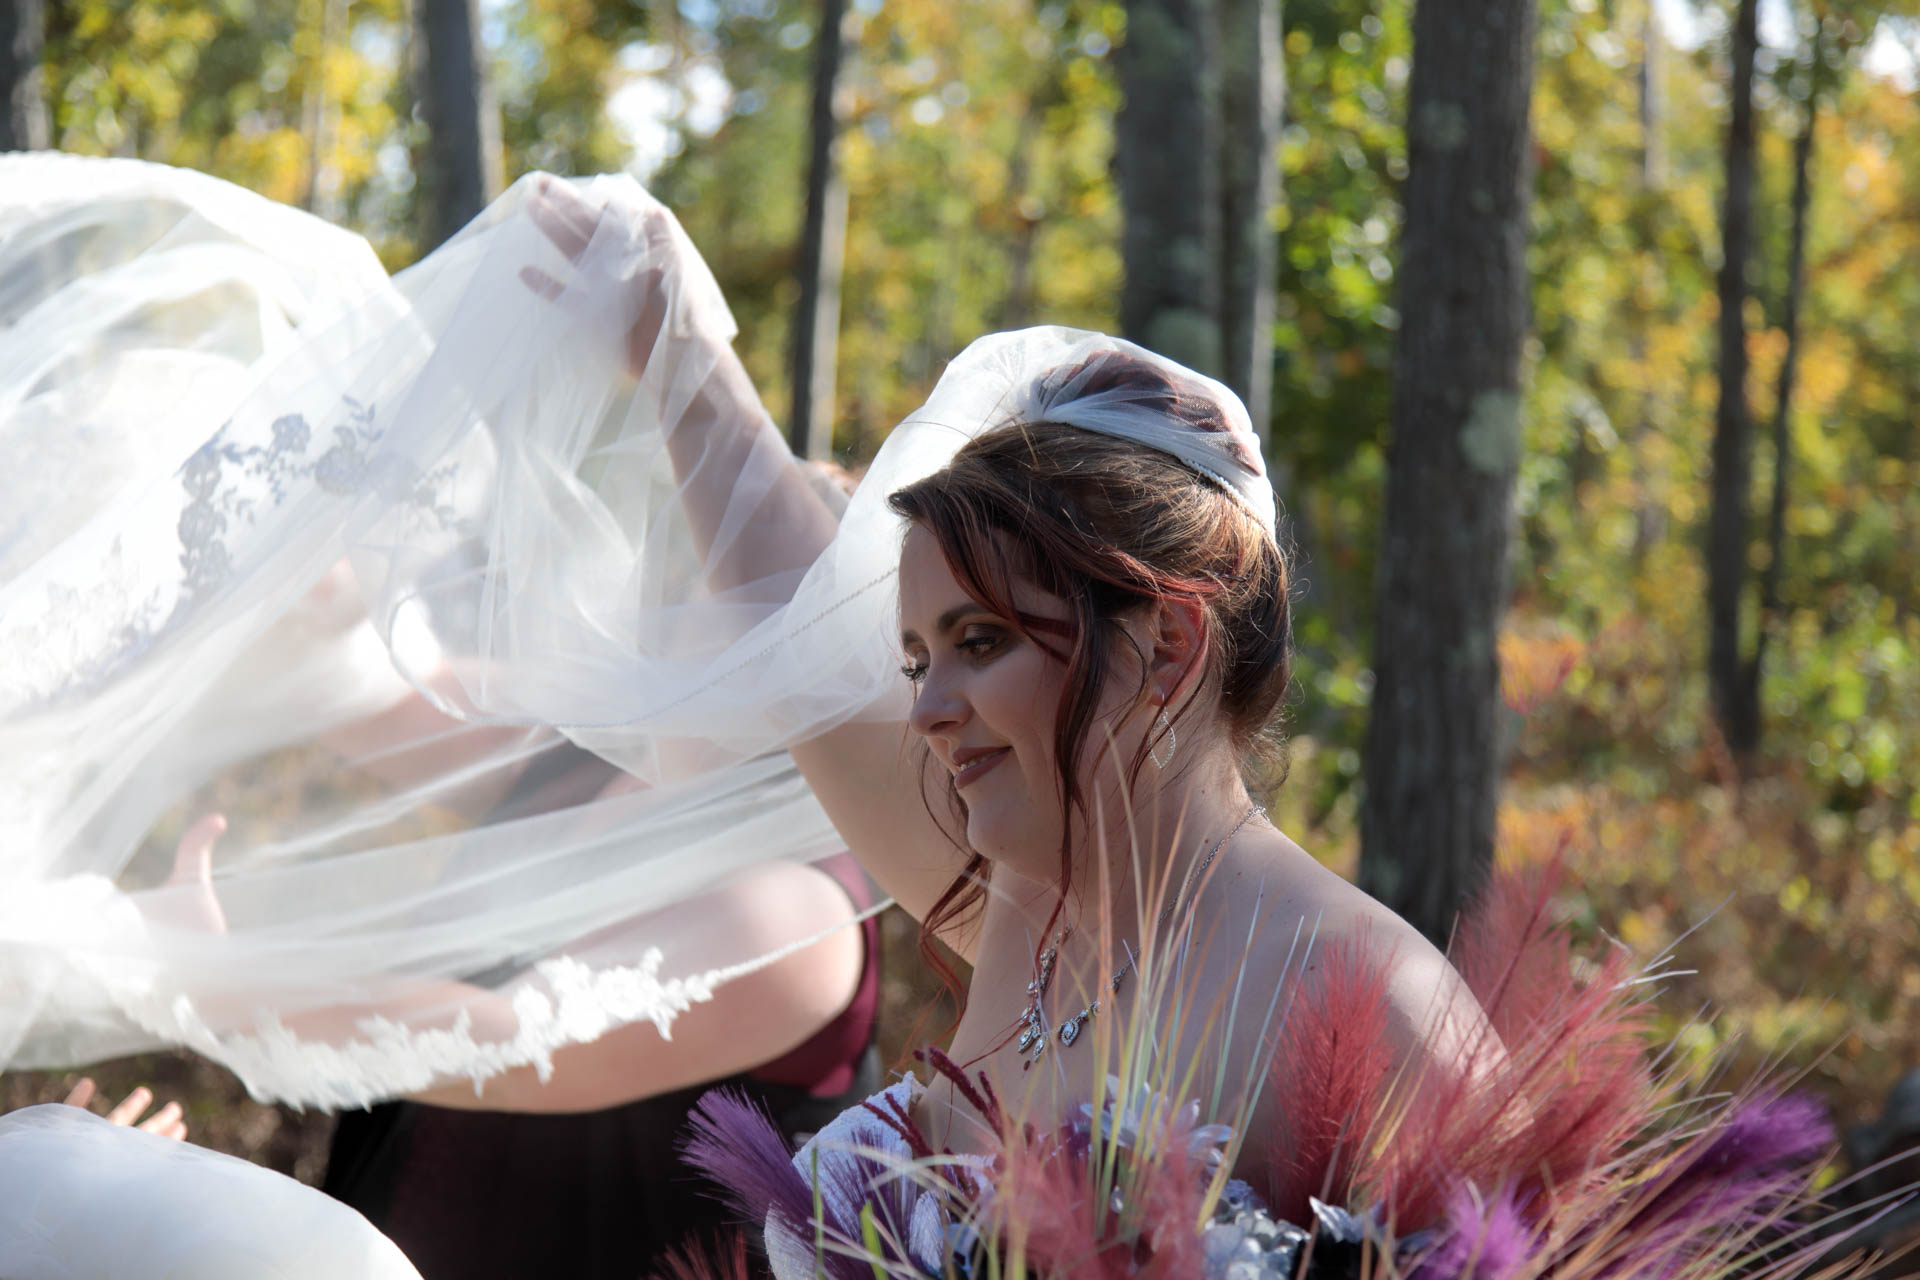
[898,525,1148,875]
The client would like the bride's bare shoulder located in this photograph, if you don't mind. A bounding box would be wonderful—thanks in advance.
[1198,826,1491,1074]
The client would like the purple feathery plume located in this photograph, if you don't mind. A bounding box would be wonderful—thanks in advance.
[680,1091,822,1246]
[1410,1184,1539,1280]
[1639,1091,1834,1233]
[682,1087,944,1280]
[1670,1092,1833,1190]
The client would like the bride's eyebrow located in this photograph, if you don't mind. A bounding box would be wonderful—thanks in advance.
[900,603,995,647]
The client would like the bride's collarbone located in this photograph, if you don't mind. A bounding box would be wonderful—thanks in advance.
[917,830,1353,1146]
[918,1010,1136,1153]
[928,937,1252,1143]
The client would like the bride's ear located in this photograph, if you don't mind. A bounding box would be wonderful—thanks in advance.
[1146,598,1209,707]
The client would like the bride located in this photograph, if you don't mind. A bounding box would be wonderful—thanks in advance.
[575,188,1494,1154]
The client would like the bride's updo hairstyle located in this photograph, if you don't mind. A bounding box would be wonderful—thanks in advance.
[887,350,1292,974]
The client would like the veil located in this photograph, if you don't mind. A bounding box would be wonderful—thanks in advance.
[0,154,903,1109]
[0,153,1244,1109]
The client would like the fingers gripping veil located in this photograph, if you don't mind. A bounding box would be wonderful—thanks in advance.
[0,154,1269,1107]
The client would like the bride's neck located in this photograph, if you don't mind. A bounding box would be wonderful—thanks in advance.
[989,745,1253,944]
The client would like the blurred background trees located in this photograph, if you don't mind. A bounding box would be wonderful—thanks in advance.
[5,0,1919,1168]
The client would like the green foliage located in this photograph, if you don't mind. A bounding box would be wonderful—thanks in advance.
[1272,0,1408,474]
[45,0,406,222]
[496,0,652,180]
[1265,0,1406,814]
[654,0,1124,453]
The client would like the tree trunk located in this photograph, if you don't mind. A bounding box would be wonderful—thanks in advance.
[1358,0,1538,946]
[1751,22,1821,710]
[1115,0,1223,377]
[302,0,349,220]
[789,0,848,461]
[1217,0,1282,446]
[1706,0,1760,756]
[999,90,1045,332]
[1,0,49,152]
[411,0,504,253]
[1630,0,1666,563]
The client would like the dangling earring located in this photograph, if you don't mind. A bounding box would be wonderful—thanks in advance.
[1149,706,1177,770]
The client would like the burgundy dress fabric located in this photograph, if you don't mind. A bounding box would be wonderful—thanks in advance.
[322,748,881,1278]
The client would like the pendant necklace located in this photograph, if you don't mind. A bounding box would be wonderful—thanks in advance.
[1015,803,1263,1069]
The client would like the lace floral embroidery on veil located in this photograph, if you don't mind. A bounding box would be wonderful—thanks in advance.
[129,901,886,1110]
[4,388,474,718]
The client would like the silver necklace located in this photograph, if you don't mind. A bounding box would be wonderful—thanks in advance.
[1015,803,1263,1068]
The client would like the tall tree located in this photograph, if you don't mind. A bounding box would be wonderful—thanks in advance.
[790,0,849,461]
[301,0,351,220]
[412,0,504,252]
[1115,0,1223,377]
[1706,0,1761,756]
[1217,0,1283,446]
[1,0,49,151]
[1358,0,1539,945]
[1630,0,1667,563]
[1751,9,1823,719]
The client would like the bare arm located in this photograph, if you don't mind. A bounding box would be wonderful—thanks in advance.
[788,724,980,962]
[160,820,867,1111]
[533,179,974,936]
[529,177,839,586]
[656,315,974,940]
[410,861,866,1113]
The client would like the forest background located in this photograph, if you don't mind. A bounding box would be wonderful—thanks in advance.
[1,0,1917,1188]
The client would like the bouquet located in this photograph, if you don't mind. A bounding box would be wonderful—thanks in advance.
[667,858,1902,1280]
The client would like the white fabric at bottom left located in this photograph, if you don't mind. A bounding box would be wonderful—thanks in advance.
[0,1104,422,1279]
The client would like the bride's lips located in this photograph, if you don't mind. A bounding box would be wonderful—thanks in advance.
[952,747,1010,790]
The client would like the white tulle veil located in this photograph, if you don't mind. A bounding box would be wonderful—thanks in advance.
[0,153,1269,1109]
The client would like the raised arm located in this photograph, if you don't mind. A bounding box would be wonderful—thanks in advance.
[531,178,974,947]
[528,176,837,586]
